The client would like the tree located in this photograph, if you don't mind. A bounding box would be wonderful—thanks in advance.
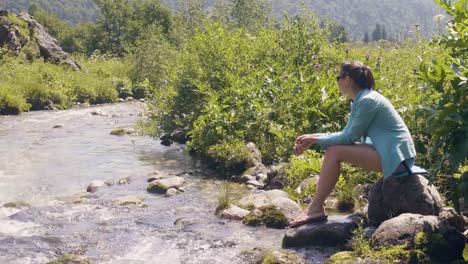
[93,0,133,55]
[363,31,370,43]
[327,22,349,43]
[92,0,172,56]
[371,23,382,41]
[212,0,272,30]
[178,0,206,28]
[28,3,39,14]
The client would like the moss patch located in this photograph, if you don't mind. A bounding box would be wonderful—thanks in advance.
[110,128,126,136]
[325,251,358,264]
[47,254,90,264]
[261,250,305,264]
[262,205,288,229]
[147,181,168,194]
[242,205,288,229]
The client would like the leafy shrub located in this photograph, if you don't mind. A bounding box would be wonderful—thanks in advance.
[206,139,250,175]
[0,87,29,114]
[285,150,322,189]
[131,81,153,99]
[115,79,133,98]
[417,0,468,208]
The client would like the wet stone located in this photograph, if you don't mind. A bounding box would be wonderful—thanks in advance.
[110,128,135,136]
[147,177,185,194]
[86,180,105,193]
[90,109,107,116]
[165,188,178,197]
[282,214,362,248]
[113,195,145,206]
[117,176,130,185]
[221,205,250,220]
[240,174,256,183]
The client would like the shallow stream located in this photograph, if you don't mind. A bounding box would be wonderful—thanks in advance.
[0,102,336,263]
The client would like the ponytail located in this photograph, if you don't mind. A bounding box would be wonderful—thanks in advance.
[341,61,375,90]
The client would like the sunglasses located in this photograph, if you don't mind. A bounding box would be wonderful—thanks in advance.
[336,75,347,81]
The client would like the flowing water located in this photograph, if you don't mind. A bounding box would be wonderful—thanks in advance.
[0,102,336,264]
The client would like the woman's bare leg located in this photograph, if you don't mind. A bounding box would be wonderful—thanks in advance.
[289,144,382,227]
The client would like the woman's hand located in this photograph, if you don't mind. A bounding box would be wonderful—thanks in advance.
[294,134,319,155]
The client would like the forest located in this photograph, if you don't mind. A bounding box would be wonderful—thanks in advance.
[0,0,445,39]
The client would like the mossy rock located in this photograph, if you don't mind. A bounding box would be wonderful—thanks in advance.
[147,181,168,194]
[325,251,396,264]
[47,254,90,264]
[239,202,256,211]
[324,251,358,264]
[261,205,288,229]
[3,201,30,207]
[110,128,126,135]
[415,232,464,263]
[110,128,134,136]
[261,249,306,264]
[242,205,288,229]
[242,211,263,226]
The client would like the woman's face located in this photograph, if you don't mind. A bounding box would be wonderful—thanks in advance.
[336,70,350,96]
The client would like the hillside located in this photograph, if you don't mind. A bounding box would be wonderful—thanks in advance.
[0,0,98,24]
[0,0,446,39]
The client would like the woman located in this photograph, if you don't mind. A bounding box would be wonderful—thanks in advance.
[289,61,416,228]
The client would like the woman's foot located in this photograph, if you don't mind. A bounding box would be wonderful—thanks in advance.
[288,210,328,228]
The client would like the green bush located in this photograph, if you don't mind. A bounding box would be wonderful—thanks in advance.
[0,87,29,114]
[206,139,250,175]
[115,79,133,99]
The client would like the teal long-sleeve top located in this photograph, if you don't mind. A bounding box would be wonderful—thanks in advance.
[316,89,416,178]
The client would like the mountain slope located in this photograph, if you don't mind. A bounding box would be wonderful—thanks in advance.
[0,0,98,24]
[0,0,446,38]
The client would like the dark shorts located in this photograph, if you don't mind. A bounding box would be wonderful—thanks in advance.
[390,158,415,178]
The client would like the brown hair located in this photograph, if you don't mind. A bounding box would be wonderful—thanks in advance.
[340,61,375,90]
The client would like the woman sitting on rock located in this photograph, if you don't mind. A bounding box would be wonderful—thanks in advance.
[289,61,416,228]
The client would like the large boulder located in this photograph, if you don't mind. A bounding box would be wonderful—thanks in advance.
[371,213,465,262]
[0,13,22,55]
[0,11,81,70]
[238,190,289,208]
[367,174,442,226]
[271,197,302,222]
[282,214,362,248]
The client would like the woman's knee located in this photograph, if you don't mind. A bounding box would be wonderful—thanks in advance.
[324,145,342,161]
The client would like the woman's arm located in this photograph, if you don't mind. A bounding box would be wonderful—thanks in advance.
[317,98,379,147]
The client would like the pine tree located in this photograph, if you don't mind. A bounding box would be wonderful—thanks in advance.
[363,31,370,43]
[372,23,382,41]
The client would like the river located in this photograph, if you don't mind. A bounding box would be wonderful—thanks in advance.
[0,102,336,263]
